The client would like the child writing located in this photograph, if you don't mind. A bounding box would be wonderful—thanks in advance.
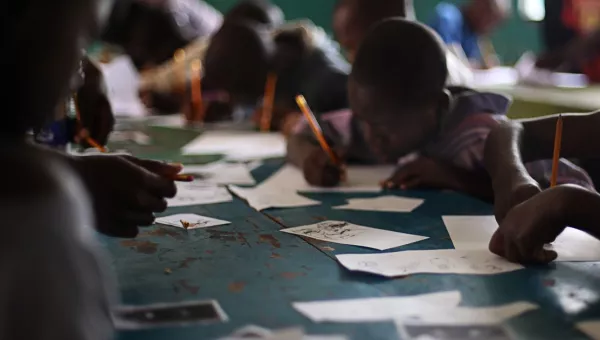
[287,19,592,199]
[1,0,115,337]
[485,113,600,264]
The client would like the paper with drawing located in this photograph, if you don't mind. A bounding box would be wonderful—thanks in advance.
[181,131,286,161]
[155,214,230,229]
[336,249,523,277]
[182,163,256,185]
[334,196,424,213]
[442,215,600,262]
[167,183,233,207]
[281,220,428,250]
[293,291,462,322]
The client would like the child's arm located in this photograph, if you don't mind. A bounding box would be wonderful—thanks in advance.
[383,156,493,201]
[485,112,600,221]
[490,184,600,264]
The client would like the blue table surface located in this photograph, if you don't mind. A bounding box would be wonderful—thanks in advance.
[102,157,600,340]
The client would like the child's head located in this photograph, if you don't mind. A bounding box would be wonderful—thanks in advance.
[464,0,511,35]
[203,21,274,106]
[333,0,407,62]
[224,0,284,28]
[5,0,110,136]
[349,18,449,162]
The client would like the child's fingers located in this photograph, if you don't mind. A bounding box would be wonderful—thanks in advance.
[399,177,421,190]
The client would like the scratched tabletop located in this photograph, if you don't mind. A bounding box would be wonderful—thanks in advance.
[102,124,600,340]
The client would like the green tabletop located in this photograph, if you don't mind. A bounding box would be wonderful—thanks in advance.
[102,126,600,340]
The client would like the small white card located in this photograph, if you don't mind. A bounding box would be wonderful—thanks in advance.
[336,249,523,277]
[334,196,424,213]
[281,220,428,250]
[155,214,230,229]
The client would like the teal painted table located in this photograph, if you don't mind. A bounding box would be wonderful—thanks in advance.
[103,128,600,340]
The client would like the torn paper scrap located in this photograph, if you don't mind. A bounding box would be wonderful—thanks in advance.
[281,220,428,250]
[181,131,286,161]
[167,183,233,207]
[229,185,320,211]
[397,301,538,326]
[155,214,230,230]
[293,291,462,323]
[442,215,600,262]
[577,321,600,340]
[182,163,256,185]
[336,249,523,277]
[334,196,424,213]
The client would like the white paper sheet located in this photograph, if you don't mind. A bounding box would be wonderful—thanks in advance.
[167,183,233,207]
[397,302,538,326]
[155,213,230,229]
[336,249,523,277]
[99,56,148,117]
[442,215,600,262]
[472,67,518,87]
[281,220,428,250]
[182,163,256,185]
[333,195,424,213]
[181,131,286,161]
[577,321,600,340]
[516,52,589,89]
[229,185,320,211]
[261,165,394,193]
[293,291,462,322]
[219,325,348,340]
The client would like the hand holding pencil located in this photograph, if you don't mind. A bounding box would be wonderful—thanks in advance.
[295,95,346,187]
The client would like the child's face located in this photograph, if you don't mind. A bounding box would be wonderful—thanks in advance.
[348,79,441,163]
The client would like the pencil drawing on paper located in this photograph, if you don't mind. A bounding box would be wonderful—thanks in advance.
[298,221,364,240]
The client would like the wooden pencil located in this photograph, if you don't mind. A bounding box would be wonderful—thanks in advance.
[550,114,563,187]
[295,95,340,166]
[260,73,277,132]
[190,59,203,123]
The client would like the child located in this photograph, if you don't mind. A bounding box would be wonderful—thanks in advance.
[485,112,600,264]
[139,0,284,113]
[2,0,114,337]
[332,0,473,87]
[287,19,593,199]
[102,0,222,69]
[429,0,510,68]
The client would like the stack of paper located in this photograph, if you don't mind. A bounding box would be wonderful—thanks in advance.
[181,131,287,161]
[333,196,424,213]
[182,162,256,185]
[442,215,600,262]
[281,220,428,250]
[167,182,233,207]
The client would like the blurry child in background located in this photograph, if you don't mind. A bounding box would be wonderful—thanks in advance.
[429,0,511,69]
[485,112,600,264]
[287,19,592,200]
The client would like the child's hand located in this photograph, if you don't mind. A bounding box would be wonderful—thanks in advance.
[488,186,576,264]
[492,173,541,223]
[72,155,179,237]
[302,148,345,187]
[381,157,454,190]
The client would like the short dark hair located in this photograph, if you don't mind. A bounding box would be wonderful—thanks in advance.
[334,0,407,32]
[203,21,274,103]
[351,18,447,109]
[224,0,284,28]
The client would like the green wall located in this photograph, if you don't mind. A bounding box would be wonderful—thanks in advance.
[205,0,542,64]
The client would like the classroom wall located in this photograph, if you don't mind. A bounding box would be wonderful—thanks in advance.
[205,0,543,64]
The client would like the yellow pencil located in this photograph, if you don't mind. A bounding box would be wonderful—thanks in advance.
[550,114,563,187]
[190,59,203,123]
[260,73,277,131]
[295,95,341,166]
